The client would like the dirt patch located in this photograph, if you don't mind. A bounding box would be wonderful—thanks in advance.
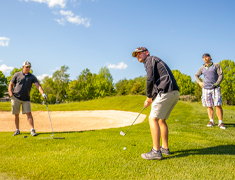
[0,110,147,132]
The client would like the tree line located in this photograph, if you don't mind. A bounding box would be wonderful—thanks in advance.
[0,59,234,105]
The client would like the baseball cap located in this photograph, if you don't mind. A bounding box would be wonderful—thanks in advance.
[132,47,148,57]
[23,61,31,67]
[202,53,212,60]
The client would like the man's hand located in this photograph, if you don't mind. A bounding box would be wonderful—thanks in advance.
[144,97,152,108]
[199,82,204,88]
[212,83,218,89]
[42,93,47,100]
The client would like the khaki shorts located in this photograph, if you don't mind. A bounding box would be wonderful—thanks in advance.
[150,90,179,120]
[11,96,31,115]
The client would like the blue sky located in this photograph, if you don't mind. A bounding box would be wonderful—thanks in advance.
[1,0,235,83]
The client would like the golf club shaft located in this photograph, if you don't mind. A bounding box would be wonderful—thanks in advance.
[45,101,54,136]
[125,107,145,134]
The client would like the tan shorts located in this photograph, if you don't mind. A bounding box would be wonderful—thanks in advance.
[149,90,179,120]
[11,96,31,115]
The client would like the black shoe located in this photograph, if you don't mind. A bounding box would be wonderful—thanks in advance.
[141,148,163,160]
[160,146,170,155]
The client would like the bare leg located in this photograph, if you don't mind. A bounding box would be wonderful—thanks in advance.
[26,112,34,129]
[15,114,20,129]
[158,119,168,149]
[149,117,160,151]
[216,106,223,120]
[207,107,214,119]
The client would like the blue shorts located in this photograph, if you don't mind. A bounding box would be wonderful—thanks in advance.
[202,87,222,107]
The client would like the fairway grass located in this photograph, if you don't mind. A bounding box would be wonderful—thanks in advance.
[0,96,235,179]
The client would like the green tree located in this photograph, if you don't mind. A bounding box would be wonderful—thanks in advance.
[115,78,129,95]
[0,71,7,98]
[94,67,116,98]
[52,65,70,103]
[131,82,143,94]
[67,68,96,101]
[172,70,194,95]
[219,60,235,105]
[193,78,203,101]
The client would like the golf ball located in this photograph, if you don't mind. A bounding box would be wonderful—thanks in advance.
[123,147,126,150]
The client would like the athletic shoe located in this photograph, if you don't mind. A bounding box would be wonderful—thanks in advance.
[31,129,37,136]
[13,130,20,136]
[219,123,226,129]
[207,121,215,127]
[160,146,170,155]
[141,148,163,160]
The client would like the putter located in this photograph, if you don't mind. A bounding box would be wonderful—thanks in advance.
[42,99,65,139]
[120,107,145,136]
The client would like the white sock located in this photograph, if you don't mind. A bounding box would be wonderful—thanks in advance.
[31,128,34,132]
[16,129,19,131]
[219,120,223,125]
[210,119,214,122]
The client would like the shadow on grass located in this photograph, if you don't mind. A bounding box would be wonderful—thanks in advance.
[225,123,235,128]
[169,145,235,159]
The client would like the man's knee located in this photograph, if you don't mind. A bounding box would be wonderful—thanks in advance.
[26,112,33,119]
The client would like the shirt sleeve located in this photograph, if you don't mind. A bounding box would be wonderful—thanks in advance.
[215,63,223,85]
[10,73,18,84]
[145,59,154,98]
[195,66,203,83]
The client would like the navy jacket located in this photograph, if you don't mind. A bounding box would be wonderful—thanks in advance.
[144,56,179,98]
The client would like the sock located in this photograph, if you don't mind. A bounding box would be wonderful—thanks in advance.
[210,119,214,122]
[219,120,223,125]
[31,128,34,132]
[16,129,19,131]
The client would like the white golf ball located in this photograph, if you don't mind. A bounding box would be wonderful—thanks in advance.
[123,147,126,150]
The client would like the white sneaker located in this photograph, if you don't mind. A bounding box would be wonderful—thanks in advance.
[218,123,226,129]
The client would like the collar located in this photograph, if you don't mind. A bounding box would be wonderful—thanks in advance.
[22,71,30,76]
[203,62,213,68]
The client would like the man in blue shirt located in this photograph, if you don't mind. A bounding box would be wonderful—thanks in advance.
[195,53,226,129]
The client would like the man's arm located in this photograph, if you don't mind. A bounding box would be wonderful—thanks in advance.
[195,66,204,88]
[215,63,223,86]
[34,82,47,99]
[8,82,15,98]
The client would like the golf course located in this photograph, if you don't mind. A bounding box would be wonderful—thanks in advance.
[0,95,235,179]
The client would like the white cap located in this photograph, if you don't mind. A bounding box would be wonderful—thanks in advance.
[23,61,31,67]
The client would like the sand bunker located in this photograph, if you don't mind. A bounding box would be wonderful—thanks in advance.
[0,110,146,132]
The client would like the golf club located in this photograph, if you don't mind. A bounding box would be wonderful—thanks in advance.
[120,107,145,136]
[43,99,65,139]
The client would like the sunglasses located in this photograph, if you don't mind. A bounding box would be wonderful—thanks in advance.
[136,50,147,56]
[25,66,31,68]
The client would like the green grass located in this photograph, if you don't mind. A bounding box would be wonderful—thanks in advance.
[0,96,235,179]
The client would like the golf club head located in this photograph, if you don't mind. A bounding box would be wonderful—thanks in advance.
[120,131,126,136]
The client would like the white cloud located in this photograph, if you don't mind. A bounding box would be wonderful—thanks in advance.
[36,74,52,81]
[0,60,3,62]
[107,62,128,70]
[71,0,81,7]
[0,64,14,73]
[51,67,60,72]
[56,10,90,27]
[0,37,10,47]
[21,0,67,8]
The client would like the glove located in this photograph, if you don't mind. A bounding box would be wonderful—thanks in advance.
[211,83,218,89]
[42,93,47,100]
